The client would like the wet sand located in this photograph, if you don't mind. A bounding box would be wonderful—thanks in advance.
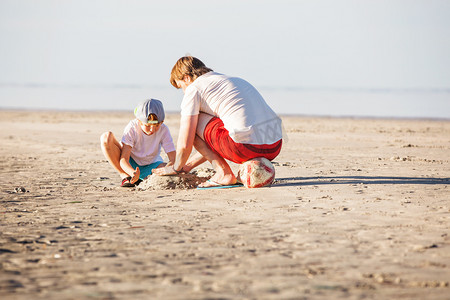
[0,110,449,299]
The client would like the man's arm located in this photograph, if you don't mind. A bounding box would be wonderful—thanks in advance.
[173,114,198,171]
[153,115,198,176]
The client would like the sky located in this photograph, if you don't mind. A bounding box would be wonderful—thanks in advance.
[0,0,449,116]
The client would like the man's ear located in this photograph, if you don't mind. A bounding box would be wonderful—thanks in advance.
[183,75,192,83]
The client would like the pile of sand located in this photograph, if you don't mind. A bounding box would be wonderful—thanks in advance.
[138,168,215,190]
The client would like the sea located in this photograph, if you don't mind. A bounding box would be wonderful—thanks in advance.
[0,84,449,119]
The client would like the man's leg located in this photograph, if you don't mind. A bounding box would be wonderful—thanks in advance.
[189,113,236,186]
[193,134,236,187]
[196,112,214,140]
[180,113,214,172]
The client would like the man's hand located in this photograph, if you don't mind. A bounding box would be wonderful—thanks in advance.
[153,165,179,176]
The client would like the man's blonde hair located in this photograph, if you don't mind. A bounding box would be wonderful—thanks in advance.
[170,56,213,88]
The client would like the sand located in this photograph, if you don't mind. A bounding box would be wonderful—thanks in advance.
[0,110,449,299]
[138,170,214,191]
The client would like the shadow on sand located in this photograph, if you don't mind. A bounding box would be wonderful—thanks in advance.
[273,176,450,187]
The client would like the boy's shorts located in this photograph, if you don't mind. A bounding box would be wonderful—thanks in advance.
[129,158,163,180]
[203,117,282,164]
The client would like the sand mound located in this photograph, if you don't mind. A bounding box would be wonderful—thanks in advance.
[138,168,215,190]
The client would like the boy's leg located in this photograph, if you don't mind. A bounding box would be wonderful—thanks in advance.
[132,160,165,180]
[100,131,128,179]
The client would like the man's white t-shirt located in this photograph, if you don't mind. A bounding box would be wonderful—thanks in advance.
[121,120,175,166]
[181,72,282,145]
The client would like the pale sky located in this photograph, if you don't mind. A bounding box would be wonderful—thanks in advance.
[0,0,449,117]
[1,0,449,89]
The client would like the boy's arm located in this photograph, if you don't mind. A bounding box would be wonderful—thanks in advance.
[120,144,140,183]
[165,151,176,166]
[161,126,176,166]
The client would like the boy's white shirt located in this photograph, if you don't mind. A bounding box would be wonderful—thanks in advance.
[121,120,175,166]
[180,72,282,145]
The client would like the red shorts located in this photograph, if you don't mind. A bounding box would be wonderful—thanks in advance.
[203,117,282,164]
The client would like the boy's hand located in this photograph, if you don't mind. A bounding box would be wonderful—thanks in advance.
[130,167,140,183]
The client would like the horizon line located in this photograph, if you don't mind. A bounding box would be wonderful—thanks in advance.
[0,82,449,94]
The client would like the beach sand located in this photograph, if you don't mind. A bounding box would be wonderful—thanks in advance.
[0,110,449,299]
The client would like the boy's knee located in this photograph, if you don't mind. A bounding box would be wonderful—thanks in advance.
[100,131,113,145]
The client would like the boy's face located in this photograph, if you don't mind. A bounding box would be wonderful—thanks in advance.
[138,119,162,136]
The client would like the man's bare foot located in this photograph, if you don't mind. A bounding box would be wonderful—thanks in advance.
[198,173,236,188]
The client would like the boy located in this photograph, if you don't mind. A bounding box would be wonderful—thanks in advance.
[100,99,176,187]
